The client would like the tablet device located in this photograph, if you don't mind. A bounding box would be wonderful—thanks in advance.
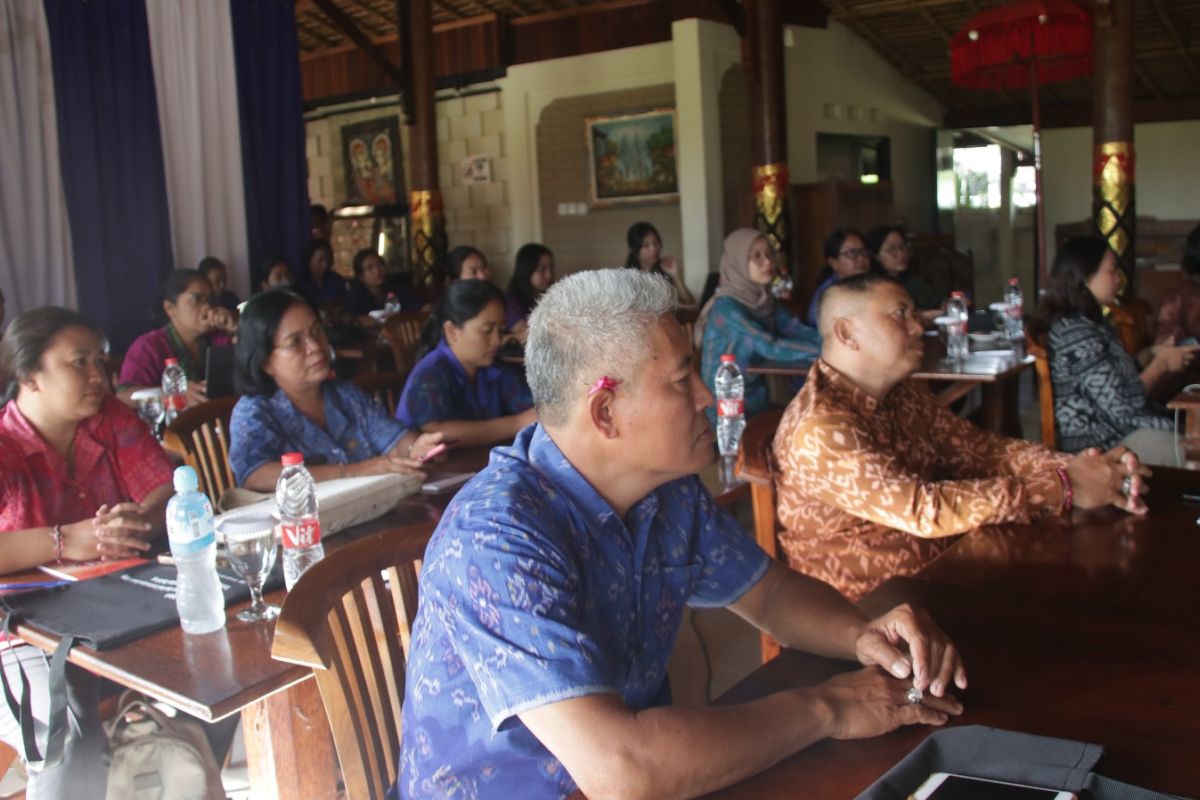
[205,344,236,399]
[911,773,1075,800]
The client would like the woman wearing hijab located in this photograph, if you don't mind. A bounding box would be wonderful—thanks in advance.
[697,228,821,423]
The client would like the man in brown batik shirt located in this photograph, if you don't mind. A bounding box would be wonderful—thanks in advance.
[773,273,1151,601]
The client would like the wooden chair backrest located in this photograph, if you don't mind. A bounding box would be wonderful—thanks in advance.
[1107,304,1140,356]
[161,396,238,505]
[734,408,785,663]
[272,530,424,800]
[352,371,409,417]
[381,311,431,373]
[675,306,701,365]
[1027,338,1057,449]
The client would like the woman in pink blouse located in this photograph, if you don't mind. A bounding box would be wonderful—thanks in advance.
[0,306,174,798]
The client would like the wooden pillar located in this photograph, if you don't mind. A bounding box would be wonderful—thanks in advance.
[404,0,445,287]
[745,0,790,267]
[1092,0,1135,293]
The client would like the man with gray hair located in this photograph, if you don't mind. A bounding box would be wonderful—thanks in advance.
[396,269,966,800]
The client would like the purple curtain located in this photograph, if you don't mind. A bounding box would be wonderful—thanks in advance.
[42,0,174,352]
[229,0,310,289]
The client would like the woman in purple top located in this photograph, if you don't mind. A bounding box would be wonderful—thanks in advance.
[504,242,555,336]
[117,269,236,407]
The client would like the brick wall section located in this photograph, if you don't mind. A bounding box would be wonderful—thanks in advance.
[305,89,512,281]
[536,84,684,279]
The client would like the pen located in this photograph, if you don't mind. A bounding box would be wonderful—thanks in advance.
[0,580,71,591]
[1182,493,1200,505]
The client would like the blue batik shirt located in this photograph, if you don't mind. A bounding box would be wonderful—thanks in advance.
[228,380,411,485]
[395,339,533,430]
[396,424,770,799]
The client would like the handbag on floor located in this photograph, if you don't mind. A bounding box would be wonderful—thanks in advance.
[104,692,225,800]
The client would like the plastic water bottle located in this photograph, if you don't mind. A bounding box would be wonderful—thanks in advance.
[384,291,401,316]
[1003,277,1025,349]
[714,354,746,458]
[276,453,324,591]
[945,292,969,362]
[162,358,187,425]
[165,466,226,634]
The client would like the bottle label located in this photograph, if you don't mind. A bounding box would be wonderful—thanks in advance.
[281,518,321,549]
[169,508,215,557]
[164,392,186,412]
[717,398,744,418]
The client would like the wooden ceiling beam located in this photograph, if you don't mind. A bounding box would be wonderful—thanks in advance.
[831,0,965,19]
[297,15,344,47]
[945,94,1200,129]
[345,0,396,32]
[1150,0,1200,85]
[311,0,407,86]
[1134,63,1164,99]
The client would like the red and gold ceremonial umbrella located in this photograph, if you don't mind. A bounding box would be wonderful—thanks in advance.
[950,0,1092,284]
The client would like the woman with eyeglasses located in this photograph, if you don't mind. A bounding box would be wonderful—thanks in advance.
[696,229,821,424]
[117,269,238,407]
[865,225,945,324]
[228,289,442,491]
[806,229,872,326]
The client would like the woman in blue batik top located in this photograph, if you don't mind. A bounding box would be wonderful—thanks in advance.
[228,289,442,491]
[395,280,536,446]
[696,228,821,423]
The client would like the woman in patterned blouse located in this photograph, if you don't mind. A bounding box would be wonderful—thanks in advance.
[1031,236,1199,464]
[0,307,174,798]
[228,289,441,491]
[696,228,821,424]
[395,280,536,446]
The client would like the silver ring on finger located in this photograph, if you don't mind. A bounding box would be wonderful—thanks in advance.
[904,686,923,705]
[1120,474,1133,498]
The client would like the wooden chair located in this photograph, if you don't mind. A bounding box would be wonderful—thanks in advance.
[1027,338,1057,449]
[272,530,423,800]
[352,370,409,417]
[162,396,238,505]
[381,311,430,373]
[675,306,701,364]
[734,408,785,664]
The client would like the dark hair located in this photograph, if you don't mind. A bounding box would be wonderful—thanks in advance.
[196,256,226,278]
[153,269,210,325]
[234,288,315,396]
[864,225,905,256]
[624,222,662,271]
[418,280,504,359]
[815,271,903,328]
[823,228,865,260]
[301,238,333,283]
[0,306,104,403]
[352,248,381,279]
[508,243,552,313]
[310,204,329,224]
[1029,236,1109,342]
[260,254,289,277]
[1183,222,1200,278]
[446,245,487,282]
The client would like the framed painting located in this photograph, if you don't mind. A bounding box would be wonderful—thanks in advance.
[585,108,678,207]
[341,116,404,205]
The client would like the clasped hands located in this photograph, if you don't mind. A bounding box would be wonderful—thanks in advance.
[1066,445,1151,515]
[57,503,156,563]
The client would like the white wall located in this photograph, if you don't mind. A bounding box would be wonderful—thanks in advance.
[1042,119,1200,262]
[783,21,943,232]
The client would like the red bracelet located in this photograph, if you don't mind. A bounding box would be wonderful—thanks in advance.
[1055,467,1073,514]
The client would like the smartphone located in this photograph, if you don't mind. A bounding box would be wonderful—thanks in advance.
[910,773,1075,800]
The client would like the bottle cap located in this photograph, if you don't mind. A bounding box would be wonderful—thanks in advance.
[216,512,276,540]
[281,452,304,466]
[720,354,736,363]
[173,465,199,493]
[164,358,179,366]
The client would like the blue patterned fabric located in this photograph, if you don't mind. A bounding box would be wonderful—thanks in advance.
[228,380,410,485]
[701,295,820,424]
[395,339,533,430]
[396,424,770,799]
[807,273,838,326]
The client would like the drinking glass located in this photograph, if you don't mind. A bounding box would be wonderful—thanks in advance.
[770,273,794,301]
[220,514,280,622]
[130,388,164,438]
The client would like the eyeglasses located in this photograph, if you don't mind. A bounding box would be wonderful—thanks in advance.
[274,324,328,353]
[838,248,868,260]
[880,244,910,255]
[184,292,215,307]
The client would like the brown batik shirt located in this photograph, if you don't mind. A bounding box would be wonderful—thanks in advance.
[773,359,1070,601]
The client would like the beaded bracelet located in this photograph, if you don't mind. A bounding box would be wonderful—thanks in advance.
[1055,467,1073,514]
[50,525,64,563]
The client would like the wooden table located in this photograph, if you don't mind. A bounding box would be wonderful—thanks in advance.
[4,445,748,799]
[709,467,1200,799]
[748,344,1034,437]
